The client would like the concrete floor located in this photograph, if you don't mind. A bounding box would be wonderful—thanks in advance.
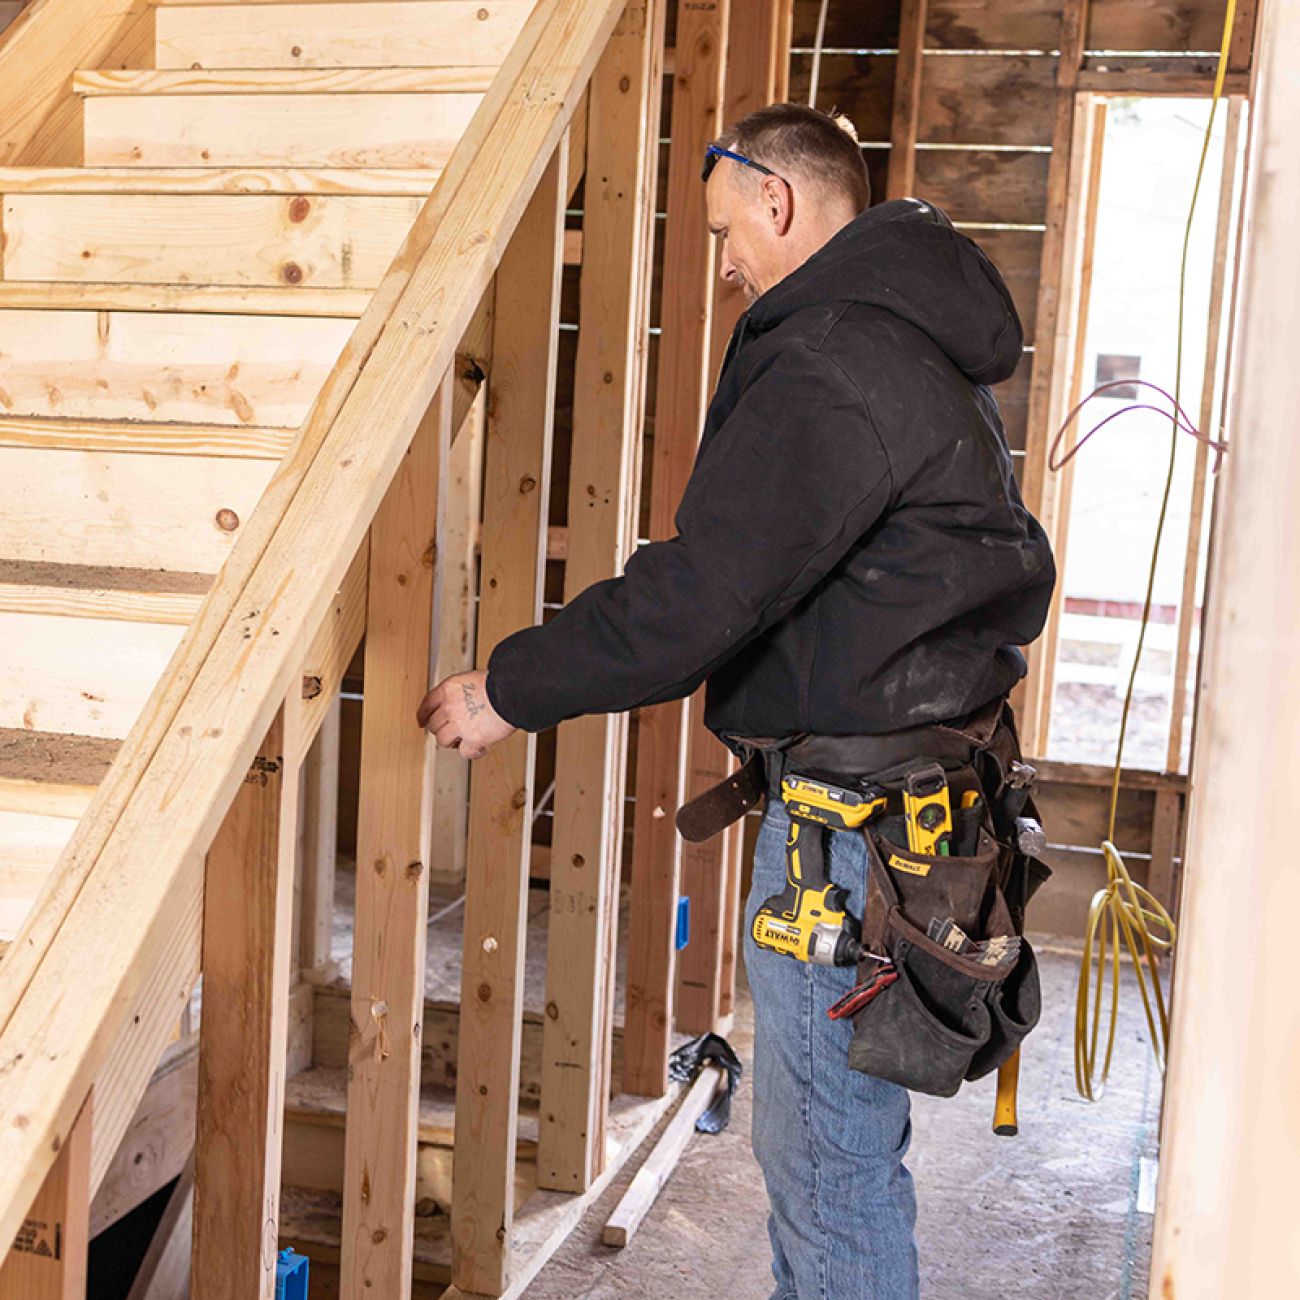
[524,937,1159,1300]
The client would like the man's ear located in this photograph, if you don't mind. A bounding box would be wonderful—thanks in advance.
[763,174,793,236]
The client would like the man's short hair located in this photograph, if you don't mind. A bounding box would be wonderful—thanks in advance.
[712,103,871,213]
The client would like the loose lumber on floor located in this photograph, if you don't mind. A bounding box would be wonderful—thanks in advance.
[602,1063,724,1248]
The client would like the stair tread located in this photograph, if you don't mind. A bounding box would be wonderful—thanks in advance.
[286,1064,540,1147]
[74,65,498,96]
[0,166,442,195]
[279,1183,453,1273]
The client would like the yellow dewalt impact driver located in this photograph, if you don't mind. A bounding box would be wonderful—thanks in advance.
[751,774,887,966]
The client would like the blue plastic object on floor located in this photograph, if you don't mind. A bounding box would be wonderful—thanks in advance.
[276,1247,309,1299]
[675,894,691,950]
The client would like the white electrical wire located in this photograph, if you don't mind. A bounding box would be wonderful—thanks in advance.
[808,0,831,107]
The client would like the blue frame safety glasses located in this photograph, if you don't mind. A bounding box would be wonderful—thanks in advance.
[701,143,788,185]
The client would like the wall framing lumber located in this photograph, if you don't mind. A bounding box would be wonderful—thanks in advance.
[886,0,927,200]
[0,1092,91,1300]
[452,136,567,1298]
[1151,2,1300,1286]
[0,0,626,1259]
[538,0,666,1197]
[1166,95,1243,773]
[626,0,731,1089]
[299,694,342,980]
[430,389,484,885]
[192,701,300,1300]
[1021,94,1106,756]
[1011,0,1089,757]
[340,382,449,1299]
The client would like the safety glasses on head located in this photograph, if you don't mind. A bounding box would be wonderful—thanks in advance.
[701,143,788,185]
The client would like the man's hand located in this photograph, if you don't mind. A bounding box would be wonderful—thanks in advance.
[416,670,515,760]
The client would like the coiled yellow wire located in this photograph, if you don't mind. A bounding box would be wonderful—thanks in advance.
[1073,0,1237,1102]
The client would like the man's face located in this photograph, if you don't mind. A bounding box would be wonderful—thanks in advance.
[706,163,785,304]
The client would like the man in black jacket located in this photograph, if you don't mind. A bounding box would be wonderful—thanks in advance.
[419,105,1054,1297]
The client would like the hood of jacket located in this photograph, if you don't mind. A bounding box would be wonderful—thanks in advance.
[744,197,1023,386]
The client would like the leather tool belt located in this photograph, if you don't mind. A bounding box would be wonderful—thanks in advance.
[676,697,1053,1097]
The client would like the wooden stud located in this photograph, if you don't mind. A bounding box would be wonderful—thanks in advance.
[693,0,791,1025]
[452,138,567,1296]
[0,0,625,1256]
[339,382,449,1298]
[539,0,665,1195]
[0,1093,91,1300]
[299,693,341,980]
[431,387,485,885]
[1166,97,1244,774]
[625,0,730,1095]
[1025,95,1108,756]
[1010,0,1089,757]
[886,0,928,201]
[192,699,301,1300]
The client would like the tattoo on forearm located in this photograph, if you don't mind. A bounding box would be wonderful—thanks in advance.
[462,682,484,719]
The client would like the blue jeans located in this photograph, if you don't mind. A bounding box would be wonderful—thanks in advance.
[743,799,920,1300]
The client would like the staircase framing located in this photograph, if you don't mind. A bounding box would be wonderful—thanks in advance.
[0,0,723,1295]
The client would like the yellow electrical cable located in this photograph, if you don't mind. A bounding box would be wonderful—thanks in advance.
[1073,0,1237,1102]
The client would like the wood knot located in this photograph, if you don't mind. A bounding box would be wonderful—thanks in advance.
[288,196,311,223]
[571,853,585,868]
[405,860,423,880]
[215,508,240,532]
[477,982,492,1002]
[546,1001,559,1020]
[518,474,537,494]
[281,261,304,285]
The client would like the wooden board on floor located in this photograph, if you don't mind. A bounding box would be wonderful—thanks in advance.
[2,193,423,289]
[153,0,533,69]
[82,92,482,169]
[0,309,352,426]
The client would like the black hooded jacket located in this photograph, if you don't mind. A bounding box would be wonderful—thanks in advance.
[486,198,1056,738]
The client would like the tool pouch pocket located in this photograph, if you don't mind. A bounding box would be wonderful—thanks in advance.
[847,828,1040,1096]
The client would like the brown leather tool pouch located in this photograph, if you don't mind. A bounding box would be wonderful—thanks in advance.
[847,825,1042,1097]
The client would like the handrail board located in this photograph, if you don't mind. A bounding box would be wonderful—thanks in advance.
[0,0,623,1256]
